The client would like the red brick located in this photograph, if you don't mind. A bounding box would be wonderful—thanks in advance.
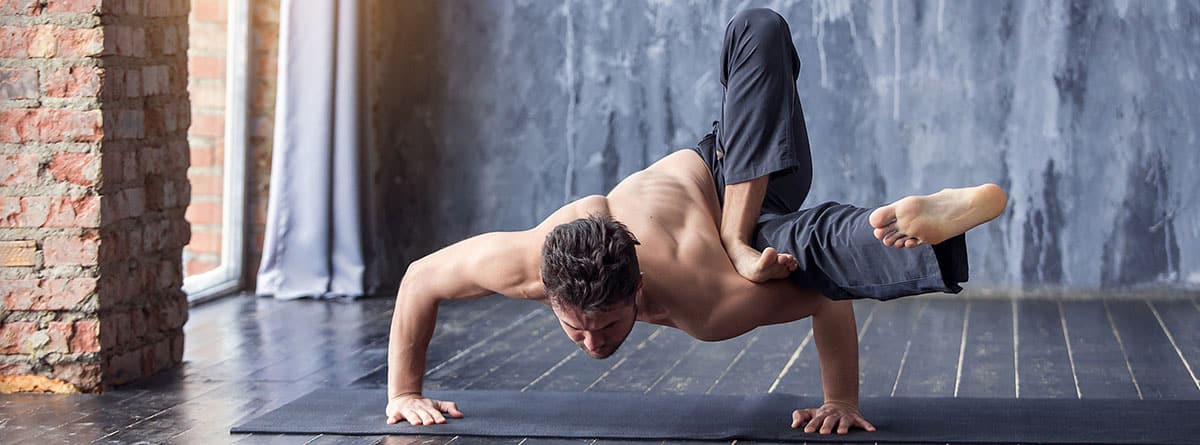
[106,0,144,16]
[43,231,99,266]
[189,81,225,108]
[160,24,179,56]
[38,108,103,142]
[189,55,225,80]
[185,258,217,275]
[0,25,32,58]
[49,152,99,186]
[106,108,144,140]
[0,154,39,186]
[28,25,56,57]
[0,196,39,227]
[0,322,37,354]
[192,0,225,22]
[48,196,100,227]
[187,171,222,196]
[184,201,221,226]
[45,322,72,353]
[104,348,140,383]
[0,196,99,228]
[189,113,224,138]
[100,187,145,222]
[69,320,99,353]
[0,67,38,100]
[189,146,216,167]
[45,0,101,13]
[122,68,141,97]
[51,363,101,392]
[185,227,220,254]
[114,25,146,57]
[1,278,97,310]
[43,65,100,97]
[141,65,168,96]
[0,108,39,143]
[57,27,103,57]
[0,0,41,15]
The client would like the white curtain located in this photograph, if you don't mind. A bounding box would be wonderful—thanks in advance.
[257,0,365,299]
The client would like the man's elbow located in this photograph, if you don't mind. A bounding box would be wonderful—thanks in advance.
[398,260,433,300]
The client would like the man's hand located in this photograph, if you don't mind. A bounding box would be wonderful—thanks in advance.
[385,394,464,426]
[727,242,798,283]
[791,401,876,435]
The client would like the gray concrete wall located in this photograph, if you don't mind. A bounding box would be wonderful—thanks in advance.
[364,0,1200,293]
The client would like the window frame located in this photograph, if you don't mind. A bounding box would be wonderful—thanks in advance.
[183,0,250,304]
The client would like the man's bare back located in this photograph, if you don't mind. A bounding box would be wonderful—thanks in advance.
[560,149,827,341]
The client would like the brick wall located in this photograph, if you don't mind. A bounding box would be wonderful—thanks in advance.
[0,0,190,393]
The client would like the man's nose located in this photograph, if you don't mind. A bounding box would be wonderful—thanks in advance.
[583,332,604,351]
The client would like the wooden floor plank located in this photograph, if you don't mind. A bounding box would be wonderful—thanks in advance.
[766,299,877,398]
[1058,300,1141,399]
[857,298,925,398]
[587,327,699,393]
[707,322,809,396]
[955,299,1015,398]
[425,310,561,390]
[462,326,578,391]
[1145,300,1200,395]
[890,299,967,397]
[1016,299,1077,398]
[647,331,755,395]
[521,323,657,392]
[1104,300,1200,399]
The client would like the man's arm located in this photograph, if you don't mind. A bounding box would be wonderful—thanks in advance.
[386,230,538,425]
[791,299,876,434]
[721,177,798,282]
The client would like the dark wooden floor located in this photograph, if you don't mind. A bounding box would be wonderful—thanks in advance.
[2,293,1199,444]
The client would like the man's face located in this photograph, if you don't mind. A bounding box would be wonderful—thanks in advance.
[551,301,638,360]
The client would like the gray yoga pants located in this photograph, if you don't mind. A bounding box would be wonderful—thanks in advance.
[689,8,967,301]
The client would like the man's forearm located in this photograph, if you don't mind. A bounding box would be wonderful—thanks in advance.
[811,299,860,406]
[720,176,770,248]
[387,266,441,400]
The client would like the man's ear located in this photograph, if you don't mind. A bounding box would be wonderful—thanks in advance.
[636,273,644,293]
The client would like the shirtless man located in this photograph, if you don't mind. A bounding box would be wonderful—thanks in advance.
[384,8,1007,436]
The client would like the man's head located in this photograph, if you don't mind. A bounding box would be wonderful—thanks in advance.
[541,214,642,359]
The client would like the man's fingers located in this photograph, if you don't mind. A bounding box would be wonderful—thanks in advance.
[803,414,821,433]
[857,417,877,432]
[791,410,811,429]
[415,409,435,425]
[440,401,464,418]
[403,409,419,426]
[819,415,838,434]
[837,417,852,435]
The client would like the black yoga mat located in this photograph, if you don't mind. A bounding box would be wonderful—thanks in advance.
[232,389,1200,444]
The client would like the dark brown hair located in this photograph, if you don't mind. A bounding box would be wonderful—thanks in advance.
[541,214,641,312]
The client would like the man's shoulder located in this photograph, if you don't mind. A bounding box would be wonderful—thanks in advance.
[533,195,611,231]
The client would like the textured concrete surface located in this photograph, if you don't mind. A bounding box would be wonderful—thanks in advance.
[364,0,1200,293]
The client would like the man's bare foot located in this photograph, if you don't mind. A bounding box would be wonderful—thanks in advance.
[868,183,1008,249]
[727,242,799,283]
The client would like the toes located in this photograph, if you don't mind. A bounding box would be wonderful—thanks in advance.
[903,238,921,248]
[883,230,906,247]
[873,225,897,241]
[869,205,898,230]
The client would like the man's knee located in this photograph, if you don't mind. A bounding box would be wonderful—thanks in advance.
[727,8,789,41]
